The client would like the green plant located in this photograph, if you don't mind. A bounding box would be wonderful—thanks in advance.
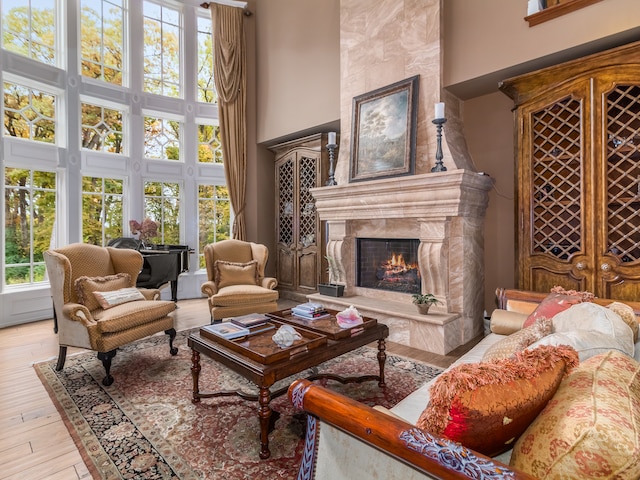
[411,293,441,306]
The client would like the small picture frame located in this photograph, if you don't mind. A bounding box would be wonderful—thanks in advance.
[349,75,419,182]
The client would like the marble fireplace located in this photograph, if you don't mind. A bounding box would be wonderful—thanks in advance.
[308,170,492,355]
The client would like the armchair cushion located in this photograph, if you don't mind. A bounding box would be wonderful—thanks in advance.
[75,273,131,311]
[92,300,177,334]
[210,284,279,306]
[93,287,146,309]
[214,259,259,289]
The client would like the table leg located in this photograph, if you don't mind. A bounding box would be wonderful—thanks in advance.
[258,386,272,459]
[377,338,387,388]
[191,349,202,403]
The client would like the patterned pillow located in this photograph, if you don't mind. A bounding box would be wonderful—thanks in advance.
[75,273,131,311]
[416,345,579,457]
[483,317,552,362]
[607,301,639,343]
[523,287,589,328]
[93,287,145,309]
[214,260,259,289]
[511,350,640,479]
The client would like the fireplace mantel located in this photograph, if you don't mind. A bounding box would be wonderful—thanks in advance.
[309,169,493,354]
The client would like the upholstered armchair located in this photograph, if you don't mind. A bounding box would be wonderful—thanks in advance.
[44,243,178,386]
[201,239,279,322]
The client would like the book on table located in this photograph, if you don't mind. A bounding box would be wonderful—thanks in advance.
[229,313,270,328]
[291,307,330,320]
[294,302,326,314]
[201,322,250,340]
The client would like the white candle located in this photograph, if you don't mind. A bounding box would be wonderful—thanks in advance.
[434,102,445,119]
[328,132,336,145]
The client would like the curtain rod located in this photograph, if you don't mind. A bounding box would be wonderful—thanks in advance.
[200,1,252,16]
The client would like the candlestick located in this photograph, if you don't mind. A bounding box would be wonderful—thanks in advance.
[326,136,338,186]
[328,131,336,145]
[431,117,447,172]
[434,102,445,120]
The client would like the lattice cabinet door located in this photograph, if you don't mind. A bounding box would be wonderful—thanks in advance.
[516,80,595,294]
[272,134,327,299]
[597,75,640,300]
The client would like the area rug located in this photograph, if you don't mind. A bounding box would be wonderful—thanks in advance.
[34,328,443,479]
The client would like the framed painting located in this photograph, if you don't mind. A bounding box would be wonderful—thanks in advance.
[349,75,419,182]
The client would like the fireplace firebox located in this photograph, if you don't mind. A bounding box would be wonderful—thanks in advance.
[356,238,420,294]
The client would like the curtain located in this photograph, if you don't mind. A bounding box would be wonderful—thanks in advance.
[210,3,247,240]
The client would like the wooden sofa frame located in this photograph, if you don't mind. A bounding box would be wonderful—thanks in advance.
[287,288,640,479]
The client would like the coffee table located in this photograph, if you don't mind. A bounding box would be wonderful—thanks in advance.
[187,309,389,459]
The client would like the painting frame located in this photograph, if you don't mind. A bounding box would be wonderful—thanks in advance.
[349,75,419,183]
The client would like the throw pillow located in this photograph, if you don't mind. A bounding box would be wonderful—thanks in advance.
[75,273,131,311]
[93,287,145,309]
[214,260,259,289]
[416,345,579,457]
[510,350,640,479]
[529,301,636,360]
[523,286,593,329]
[607,301,639,343]
[482,317,552,361]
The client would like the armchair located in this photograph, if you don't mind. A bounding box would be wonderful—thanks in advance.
[201,239,279,321]
[44,243,178,386]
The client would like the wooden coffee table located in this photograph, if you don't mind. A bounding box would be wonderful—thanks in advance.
[187,309,389,459]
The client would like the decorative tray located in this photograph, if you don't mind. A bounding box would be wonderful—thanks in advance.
[266,309,377,340]
[199,319,327,364]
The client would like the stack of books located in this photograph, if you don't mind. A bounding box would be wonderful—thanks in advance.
[291,302,330,320]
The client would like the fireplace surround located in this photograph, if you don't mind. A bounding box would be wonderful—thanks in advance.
[308,170,493,355]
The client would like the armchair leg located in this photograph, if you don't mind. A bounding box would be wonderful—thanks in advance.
[55,346,67,371]
[165,328,178,355]
[97,350,117,386]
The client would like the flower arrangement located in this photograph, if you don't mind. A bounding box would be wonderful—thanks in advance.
[129,218,158,242]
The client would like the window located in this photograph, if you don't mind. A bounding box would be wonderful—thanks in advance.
[197,15,216,103]
[80,0,125,85]
[143,1,181,97]
[197,123,222,163]
[82,176,124,246]
[3,80,56,144]
[144,180,180,244]
[198,184,231,268]
[1,0,57,66]
[4,168,56,285]
[144,114,181,160]
[81,100,125,154]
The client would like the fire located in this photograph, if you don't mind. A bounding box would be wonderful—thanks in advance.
[382,253,418,279]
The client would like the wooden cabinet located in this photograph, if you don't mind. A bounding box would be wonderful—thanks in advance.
[500,41,640,301]
[270,134,329,300]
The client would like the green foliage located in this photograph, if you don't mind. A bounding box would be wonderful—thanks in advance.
[411,293,441,305]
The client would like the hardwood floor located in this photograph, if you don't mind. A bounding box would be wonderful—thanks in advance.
[0,297,476,479]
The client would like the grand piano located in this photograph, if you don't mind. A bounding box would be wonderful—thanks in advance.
[107,238,191,302]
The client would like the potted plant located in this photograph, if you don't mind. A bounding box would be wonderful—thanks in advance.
[411,293,441,314]
[318,256,345,297]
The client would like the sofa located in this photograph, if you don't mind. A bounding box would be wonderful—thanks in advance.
[288,288,640,479]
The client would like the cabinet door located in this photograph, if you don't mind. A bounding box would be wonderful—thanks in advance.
[296,152,321,292]
[597,77,640,300]
[518,80,595,293]
[276,154,296,289]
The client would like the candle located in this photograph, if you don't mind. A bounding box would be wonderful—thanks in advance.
[434,102,445,120]
[328,132,336,145]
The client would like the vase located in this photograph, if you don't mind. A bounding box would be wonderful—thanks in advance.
[416,304,431,315]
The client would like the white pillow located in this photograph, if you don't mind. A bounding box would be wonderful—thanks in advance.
[93,287,145,309]
[528,302,634,360]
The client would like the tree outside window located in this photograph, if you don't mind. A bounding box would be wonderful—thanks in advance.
[82,176,124,246]
[3,81,56,143]
[144,181,180,245]
[144,115,181,160]
[143,1,181,97]
[4,168,56,285]
[81,101,125,154]
[197,15,216,103]
[198,184,231,268]
[80,0,125,86]
[1,0,57,67]
[197,123,223,163]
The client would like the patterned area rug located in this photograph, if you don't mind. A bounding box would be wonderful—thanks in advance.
[34,328,443,479]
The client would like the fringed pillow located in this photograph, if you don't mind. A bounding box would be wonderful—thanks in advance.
[607,301,638,343]
[523,285,594,328]
[416,345,579,457]
[482,317,552,362]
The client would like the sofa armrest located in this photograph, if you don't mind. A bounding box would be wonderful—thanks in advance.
[138,288,161,300]
[261,276,278,290]
[489,309,529,335]
[288,379,535,479]
[201,280,218,297]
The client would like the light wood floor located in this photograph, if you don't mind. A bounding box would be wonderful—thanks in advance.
[0,298,477,479]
